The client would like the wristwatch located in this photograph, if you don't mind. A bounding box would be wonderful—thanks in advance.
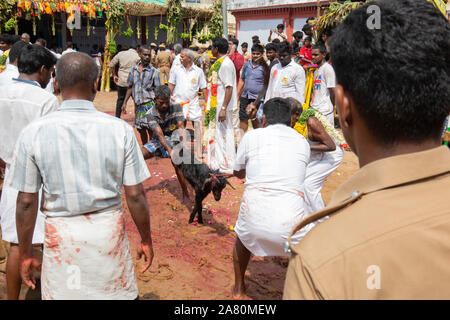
[221,106,227,111]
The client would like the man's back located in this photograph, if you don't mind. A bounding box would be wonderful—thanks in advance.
[237,124,310,189]
[0,80,59,164]
[284,147,450,299]
[156,51,173,67]
[10,100,149,217]
[110,49,140,87]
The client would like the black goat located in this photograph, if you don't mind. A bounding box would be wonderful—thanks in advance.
[172,130,234,224]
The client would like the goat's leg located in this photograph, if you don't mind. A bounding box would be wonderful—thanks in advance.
[196,194,209,224]
[189,190,201,224]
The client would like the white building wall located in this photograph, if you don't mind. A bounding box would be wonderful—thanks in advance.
[236,18,283,53]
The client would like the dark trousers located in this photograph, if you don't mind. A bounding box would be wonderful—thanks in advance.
[116,86,128,118]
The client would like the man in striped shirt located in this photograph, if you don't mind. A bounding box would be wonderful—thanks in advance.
[6,52,154,300]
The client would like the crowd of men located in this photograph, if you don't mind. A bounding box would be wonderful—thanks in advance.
[0,0,449,300]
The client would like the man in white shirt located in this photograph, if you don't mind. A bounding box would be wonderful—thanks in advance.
[206,37,238,174]
[170,43,183,76]
[232,97,312,299]
[310,43,336,125]
[265,42,306,103]
[61,41,75,56]
[168,49,207,159]
[268,24,288,43]
[0,44,58,299]
[0,40,27,86]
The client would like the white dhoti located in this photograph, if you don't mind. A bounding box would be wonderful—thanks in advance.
[207,108,236,174]
[304,147,344,214]
[41,208,138,300]
[0,164,45,244]
[234,185,316,257]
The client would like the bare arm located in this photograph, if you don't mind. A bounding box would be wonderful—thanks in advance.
[245,103,262,129]
[218,86,233,122]
[121,87,133,114]
[223,86,233,109]
[124,184,153,272]
[237,78,245,98]
[329,87,336,107]
[168,83,175,93]
[307,117,336,152]
[154,126,173,156]
[16,191,40,290]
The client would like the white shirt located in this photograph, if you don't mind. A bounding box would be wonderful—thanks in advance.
[310,62,336,117]
[217,56,238,111]
[265,60,306,103]
[269,32,287,42]
[169,64,207,121]
[61,48,75,56]
[234,124,310,188]
[0,79,59,164]
[0,64,19,86]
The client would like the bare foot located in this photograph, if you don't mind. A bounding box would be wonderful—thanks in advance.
[232,284,248,300]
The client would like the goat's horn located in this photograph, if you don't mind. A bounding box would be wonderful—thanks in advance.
[225,180,236,190]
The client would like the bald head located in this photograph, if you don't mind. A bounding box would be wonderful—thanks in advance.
[21,33,30,43]
[56,52,99,90]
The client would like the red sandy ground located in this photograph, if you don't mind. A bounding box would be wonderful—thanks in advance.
[0,91,359,300]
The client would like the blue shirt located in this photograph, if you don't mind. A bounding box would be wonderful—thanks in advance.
[240,60,265,100]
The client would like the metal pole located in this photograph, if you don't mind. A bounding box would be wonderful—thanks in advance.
[222,0,228,39]
[317,0,320,17]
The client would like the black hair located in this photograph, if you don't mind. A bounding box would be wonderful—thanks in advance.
[232,38,239,47]
[66,41,73,48]
[155,85,171,99]
[263,98,291,126]
[277,41,292,55]
[9,40,27,63]
[306,17,315,23]
[241,42,248,48]
[265,42,277,52]
[252,35,259,40]
[36,38,47,47]
[323,28,333,37]
[293,31,303,39]
[140,44,152,52]
[251,43,264,54]
[212,37,229,54]
[18,44,57,74]
[272,39,281,44]
[0,33,13,44]
[312,43,327,54]
[302,24,312,32]
[277,24,284,30]
[11,35,21,44]
[304,36,312,42]
[329,0,450,145]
